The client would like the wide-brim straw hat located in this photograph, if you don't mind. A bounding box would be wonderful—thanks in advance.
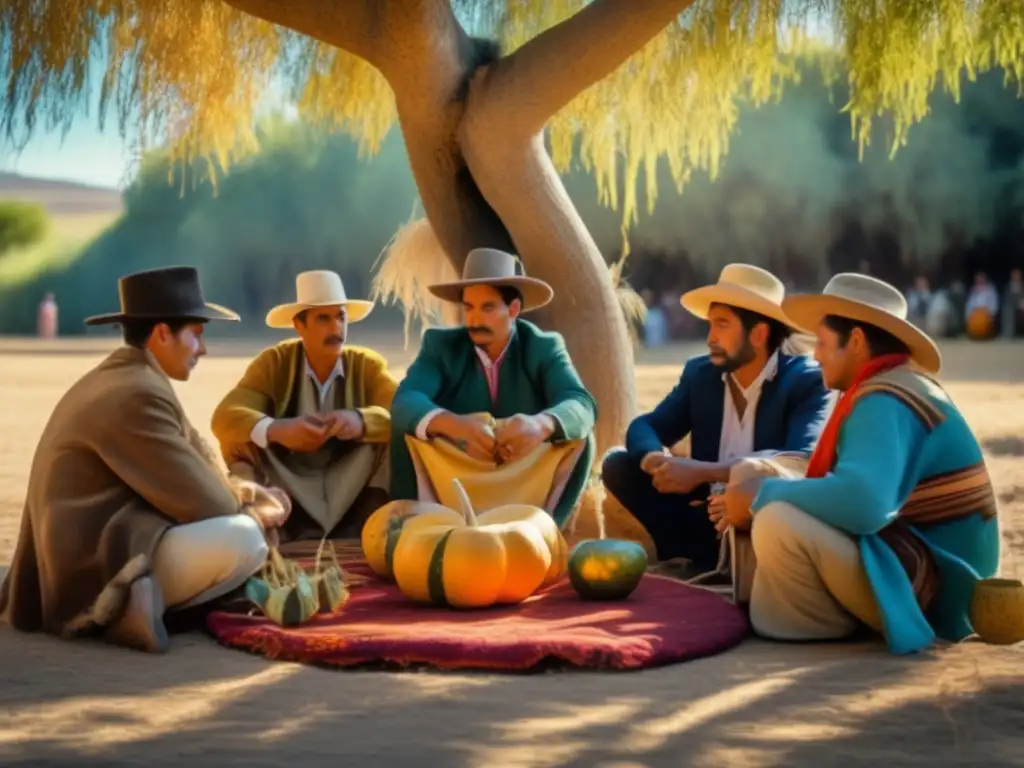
[84,266,239,326]
[265,270,374,329]
[680,263,803,331]
[428,247,554,312]
[782,273,942,374]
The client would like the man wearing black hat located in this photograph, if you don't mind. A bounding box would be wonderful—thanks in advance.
[0,267,282,653]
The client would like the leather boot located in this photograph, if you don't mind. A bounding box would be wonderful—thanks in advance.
[104,576,170,653]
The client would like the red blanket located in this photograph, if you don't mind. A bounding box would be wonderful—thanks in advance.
[206,542,750,671]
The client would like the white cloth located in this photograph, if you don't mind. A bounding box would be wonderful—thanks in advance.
[251,356,344,448]
[152,514,268,611]
[717,351,779,463]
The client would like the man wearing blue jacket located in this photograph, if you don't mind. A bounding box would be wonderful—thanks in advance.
[602,264,832,572]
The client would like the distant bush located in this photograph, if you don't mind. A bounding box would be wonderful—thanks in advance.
[0,201,50,257]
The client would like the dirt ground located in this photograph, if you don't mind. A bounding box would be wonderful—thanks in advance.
[0,334,1021,767]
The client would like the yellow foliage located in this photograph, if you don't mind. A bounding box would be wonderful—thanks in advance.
[2,0,1022,231]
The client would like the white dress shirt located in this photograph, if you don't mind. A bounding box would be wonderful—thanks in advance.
[717,350,779,463]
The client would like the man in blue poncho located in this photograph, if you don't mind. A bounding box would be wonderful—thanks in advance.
[712,273,1001,654]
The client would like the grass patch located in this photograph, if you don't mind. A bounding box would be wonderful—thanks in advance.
[0,211,119,287]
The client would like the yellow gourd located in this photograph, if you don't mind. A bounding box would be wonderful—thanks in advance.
[390,479,564,608]
[361,499,465,579]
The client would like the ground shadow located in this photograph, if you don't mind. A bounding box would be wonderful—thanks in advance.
[0,626,1020,766]
[984,436,1024,458]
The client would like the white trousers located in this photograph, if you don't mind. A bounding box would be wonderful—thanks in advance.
[749,500,883,640]
[151,514,268,611]
[719,456,884,641]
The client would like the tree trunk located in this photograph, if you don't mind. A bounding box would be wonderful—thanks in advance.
[391,73,635,455]
[455,129,636,454]
[223,0,695,456]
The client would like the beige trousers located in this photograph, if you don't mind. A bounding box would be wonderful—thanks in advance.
[152,514,268,611]
[262,443,388,534]
[726,456,884,640]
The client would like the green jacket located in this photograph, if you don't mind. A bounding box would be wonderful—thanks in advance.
[389,319,597,525]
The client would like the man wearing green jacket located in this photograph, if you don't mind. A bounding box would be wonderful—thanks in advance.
[389,248,597,528]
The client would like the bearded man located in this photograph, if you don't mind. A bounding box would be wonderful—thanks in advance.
[602,264,832,574]
[212,270,398,541]
[388,248,596,529]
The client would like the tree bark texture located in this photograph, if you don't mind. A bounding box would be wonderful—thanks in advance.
[222,0,696,456]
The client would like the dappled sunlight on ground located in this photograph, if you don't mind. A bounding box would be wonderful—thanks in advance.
[0,336,1021,765]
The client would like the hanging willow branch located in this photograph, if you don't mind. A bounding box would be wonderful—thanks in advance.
[2,0,1022,228]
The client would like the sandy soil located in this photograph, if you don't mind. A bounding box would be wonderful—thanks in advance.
[0,335,1021,767]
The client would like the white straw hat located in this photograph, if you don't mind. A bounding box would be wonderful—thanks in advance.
[782,273,941,374]
[428,248,553,312]
[681,263,802,331]
[265,270,373,329]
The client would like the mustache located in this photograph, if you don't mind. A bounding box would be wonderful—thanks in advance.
[708,346,727,356]
[324,335,344,345]
[467,327,492,335]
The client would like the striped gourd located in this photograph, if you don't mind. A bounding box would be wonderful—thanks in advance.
[390,479,564,609]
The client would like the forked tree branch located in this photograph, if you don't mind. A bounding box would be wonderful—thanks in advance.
[482,0,698,135]
[220,0,382,64]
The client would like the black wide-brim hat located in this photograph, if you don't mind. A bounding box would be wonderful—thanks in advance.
[84,266,240,326]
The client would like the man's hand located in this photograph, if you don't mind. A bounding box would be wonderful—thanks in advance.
[239,483,292,548]
[647,457,710,495]
[708,477,763,533]
[494,413,555,464]
[429,413,498,462]
[326,409,365,441]
[640,450,670,474]
[266,415,332,453]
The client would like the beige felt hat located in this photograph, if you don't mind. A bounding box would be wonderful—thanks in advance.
[265,270,373,329]
[782,273,942,374]
[428,248,554,312]
[681,263,801,330]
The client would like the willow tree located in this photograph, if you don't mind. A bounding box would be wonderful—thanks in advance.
[3,1,1022,453]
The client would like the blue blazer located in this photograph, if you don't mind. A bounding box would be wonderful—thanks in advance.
[625,353,832,464]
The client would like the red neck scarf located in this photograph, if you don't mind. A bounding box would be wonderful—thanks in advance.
[805,353,911,478]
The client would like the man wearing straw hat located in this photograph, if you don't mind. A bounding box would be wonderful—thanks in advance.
[1,266,280,654]
[388,248,597,528]
[714,273,1000,653]
[602,264,832,577]
[212,270,399,541]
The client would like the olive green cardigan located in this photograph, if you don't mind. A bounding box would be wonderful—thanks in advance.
[211,339,398,466]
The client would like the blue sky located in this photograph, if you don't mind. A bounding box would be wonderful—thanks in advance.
[0,119,135,189]
[0,74,297,190]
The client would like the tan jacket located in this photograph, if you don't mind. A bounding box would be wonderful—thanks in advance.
[0,346,243,638]
[210,340,398,468]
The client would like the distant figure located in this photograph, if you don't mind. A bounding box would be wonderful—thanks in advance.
[905,276,931,329]
[36,292,57,339]
[641,289,668,347]
[965,272,999,340]
[1002,268,1023,339]
[924,288,951,339]
[946,280,967,337]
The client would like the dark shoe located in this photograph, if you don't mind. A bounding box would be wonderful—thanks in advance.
[104,576,170,653]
